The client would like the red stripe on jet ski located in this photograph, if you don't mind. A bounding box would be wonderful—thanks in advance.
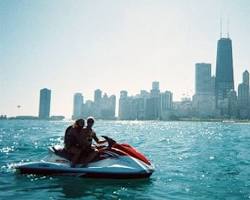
[108,148,129,156]
[112,144,151,165]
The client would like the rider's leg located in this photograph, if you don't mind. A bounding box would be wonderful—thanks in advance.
[80,149,98,166]
[68,147,82,167]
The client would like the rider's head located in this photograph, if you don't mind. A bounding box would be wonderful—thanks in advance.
[75,118,85,128]
[87,117,95,128]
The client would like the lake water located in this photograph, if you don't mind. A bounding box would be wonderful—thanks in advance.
[0,120,250,199]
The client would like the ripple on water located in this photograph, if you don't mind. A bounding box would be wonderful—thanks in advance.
[0,120,250,199]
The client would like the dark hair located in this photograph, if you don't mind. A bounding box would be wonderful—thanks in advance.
[75,118,85,127]
[87,117,95,126]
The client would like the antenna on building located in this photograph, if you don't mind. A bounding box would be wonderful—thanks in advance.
[227,17,230,38]
[220,16,222,38]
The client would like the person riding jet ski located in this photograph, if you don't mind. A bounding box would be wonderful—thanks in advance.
[63,118,85,167]
[79,117,106,166]
[64,117,106,167]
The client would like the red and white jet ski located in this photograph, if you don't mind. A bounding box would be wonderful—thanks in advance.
[15,136,154,179]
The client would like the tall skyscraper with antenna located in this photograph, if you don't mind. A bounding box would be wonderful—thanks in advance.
[215,20,234,113]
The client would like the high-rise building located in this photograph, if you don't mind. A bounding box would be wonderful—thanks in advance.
[145,97,159,120]
[140,90,150,98]
[243,70,250,109]
[136,97,146,120]
[193,63,216,118]
[118,83,173,120]
[195,63,212,94]
[94,89,102,103]
[238,83,249,119]
[81,90,116,119]
[119,90,130,119]
[173,98,193,118]
[243,70,249,86]
[109,95,116,118]
[151,81,160,97]
[82,100,94,118]
[161,91,173,111]
[152,81,159,90]
[100,93,116,119]
[39,88,51,119]
[238,70,249,119]
[72,93,83,119]
[228,89,238,118]
[215,37,234,105]
[211,76,216,95]
[120,90,128,98]
[146,81,161,119]
[160,91,173,120]
[93,89,102,118]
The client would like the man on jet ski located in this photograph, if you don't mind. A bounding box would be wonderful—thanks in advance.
[64,118,85,167]
[79,117,106,166]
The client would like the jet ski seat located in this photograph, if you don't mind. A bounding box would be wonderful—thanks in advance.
[50,146,71,161]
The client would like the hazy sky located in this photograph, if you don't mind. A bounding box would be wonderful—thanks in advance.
[1,0,250,117]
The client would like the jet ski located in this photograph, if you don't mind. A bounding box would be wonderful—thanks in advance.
[15,136,154,179]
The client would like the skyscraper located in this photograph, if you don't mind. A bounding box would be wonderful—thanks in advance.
[39,88,51,119]
[195,63,212,94]
[193,63,216,117]
[151,81,160,97]
[94,89,102,103]
[118,90,130,119]
[238,70,249,119]
[100,93,116,119]
[243,70,249,86]
[211,76,216,95]
[215,37,234,104]
[72,93,83,119]
[145,81,161,119]
[109,95,116,118]
[161,91,173,111]
[228,89,238,118]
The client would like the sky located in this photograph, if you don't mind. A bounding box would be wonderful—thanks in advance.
[1,0,250,118]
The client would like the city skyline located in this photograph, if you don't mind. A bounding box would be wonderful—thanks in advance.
[2,65,250,120]
[1,0,250,117]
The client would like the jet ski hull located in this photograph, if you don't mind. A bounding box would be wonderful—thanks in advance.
[17,166,152,179]
[15,155,154,179]
[15,136,154,179]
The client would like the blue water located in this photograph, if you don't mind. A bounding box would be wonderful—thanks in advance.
[0,120,250,199]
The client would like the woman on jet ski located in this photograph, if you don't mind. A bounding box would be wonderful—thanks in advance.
[64,118,85,167]
[79,117,106,166]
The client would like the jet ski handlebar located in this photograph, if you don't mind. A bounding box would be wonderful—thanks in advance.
[101,136,116,148]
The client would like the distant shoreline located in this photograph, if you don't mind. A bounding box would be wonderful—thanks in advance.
[1,117,250,123]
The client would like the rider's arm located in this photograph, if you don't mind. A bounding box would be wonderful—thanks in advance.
[92,132,106,144]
